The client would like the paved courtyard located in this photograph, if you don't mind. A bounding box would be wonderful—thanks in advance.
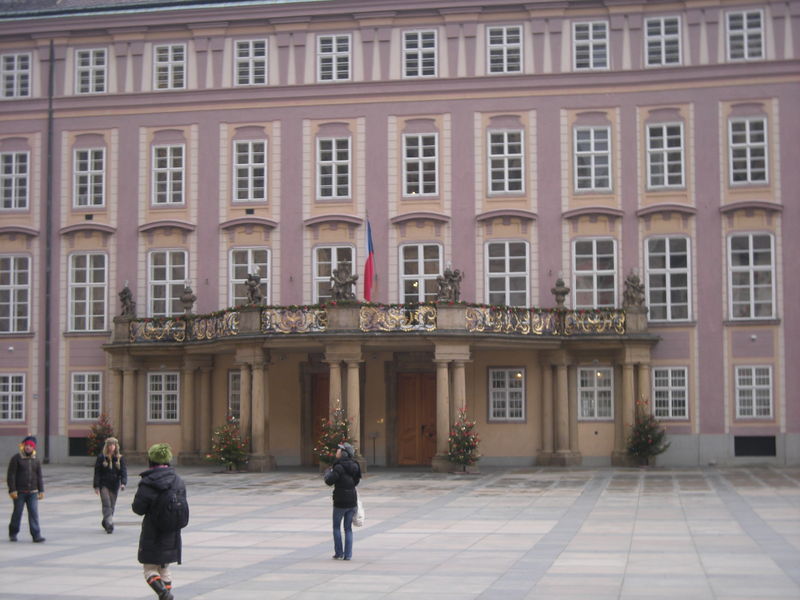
[1,464,799,599]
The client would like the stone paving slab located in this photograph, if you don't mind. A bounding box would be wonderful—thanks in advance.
[1,465,798,599]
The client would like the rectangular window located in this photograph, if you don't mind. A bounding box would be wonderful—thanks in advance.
[646,237,690,321]
[228,370,241,420]
[1,151,28,210]
[74,148,105,207]
[578,366,613,419]
[729,117,767,184]
[147,372,180,422]
[573,239,616,309]
[229,248,269,306]
[71,372,102,421]
[235,40,267,86]
[645,17,681,66]
[153,44,185,90]
[148,250,187,317]
[400,243,441,303]
[152,145,184,205]
[647,123,684,188]
[573,22,608,70]
[69,252,107,331]
[1,53,31,98]
[574,126,611,191]
[736,366,772,418]
[727,10,763,61]
[317,137,350,199]
[729,233,774,319]
[486,241,528,307]
[233,140,266,202]
[652,367,688,419]
[487,26,522,74]
[314,246,353,303]
[488,130,523,193]
[0,255,30,333]
[489,368,525,421]
[0,374,24,421]
[318,34,351,82]
[404,30,437,78]
[403,133,438,196]
[76,48,106,94]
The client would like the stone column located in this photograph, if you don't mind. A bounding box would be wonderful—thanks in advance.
[110,369,122,434]
[181,364,196,457]
[328,360,342,414]
[250,362,265,454]
[135,371,147,453]
[431,359,451,472]
[568,365,579,454]
[637,362,651,416]
[539,363,554,461]
[198,367,212,453]
[620,363,635,451]
[555,363,570,453]
[452,360,467,415]
[121,369,136,452]
[239,363,252,449]
[346,360,361,455]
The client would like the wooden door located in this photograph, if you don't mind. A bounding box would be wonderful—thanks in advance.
[396,372,437,465]
[311,373,329,465]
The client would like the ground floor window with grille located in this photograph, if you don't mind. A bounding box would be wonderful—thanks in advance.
[0,374,24,421]
[228,369,241,420]
[578,366,613,419]
[652,366,688,419]
[148,372,180,422]
[71,372,102,421]
[735,365,772,418]
[488,368,525,422]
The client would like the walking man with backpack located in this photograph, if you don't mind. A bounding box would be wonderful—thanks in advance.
[132,443,189,600]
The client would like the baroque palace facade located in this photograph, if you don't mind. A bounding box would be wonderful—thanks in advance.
[0,0,798,468]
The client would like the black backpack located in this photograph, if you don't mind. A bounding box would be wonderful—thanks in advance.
[151,477,189,532]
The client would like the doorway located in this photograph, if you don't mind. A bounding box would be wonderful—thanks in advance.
[396,372,436,465]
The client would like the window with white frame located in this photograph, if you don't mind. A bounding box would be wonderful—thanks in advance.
[0,255,30,333]
[403,133,437,196]
[573,239,616,309]
[646,236,690,321]
[574,126,611,191]
[645,17,681,66]
[317,137,350,199]
[229,248,269,306]
[314,245,354,303]
[404,30,437,77]
[727,10,763,61]
[486,241,528,307]
[729,233,774,319]
[71,372,102,420]
[153,44,185,90]
[400,243,441,303]
[76,48,106,94]
[69,252,107,332]
[148,250,187,317]
[729,117,767,184]
[152,145,184,205]
[317,34,351,82]
[0,374,24,421]
[578,366,613,419]
[489,368,525,421]
[74,148,105,207]
[487,26,522,74]
[235,40,267,86]
[147,372,179,422]
[573,22,608,70]
[1,53,31,98]
[488,130,523,193]
[647,123,684,188]
[1,151,28,210]
[233,140,266,202]
[736,365,772,418]
[228,370,241,420]
[652,366,688,418]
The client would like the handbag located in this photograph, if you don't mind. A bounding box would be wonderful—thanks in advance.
[353,497,365,527]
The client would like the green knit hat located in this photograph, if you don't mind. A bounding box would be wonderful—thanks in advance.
[147,443,173,465]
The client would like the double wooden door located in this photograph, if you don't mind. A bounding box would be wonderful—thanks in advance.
[396,372,437,466]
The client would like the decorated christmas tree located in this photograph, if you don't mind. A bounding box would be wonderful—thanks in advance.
[86,413,115,456]
[206,415,249,470]
[448,409,480,469]
[312,408,351,465]
[627,412,670,460]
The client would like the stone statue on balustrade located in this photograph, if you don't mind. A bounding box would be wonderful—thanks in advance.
[436,267,463,302]
[550,277,570,308]
[330,263,358,301]
[244,272,263,305]
[623,271,646,308]
[118,284,136,319]
[181,284,197,315]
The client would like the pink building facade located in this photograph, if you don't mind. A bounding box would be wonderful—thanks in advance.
[0,0,798,468]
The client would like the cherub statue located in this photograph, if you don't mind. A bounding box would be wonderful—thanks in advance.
[623,271,646,308]
[118,284,136,318]
[436,267,463,302]
[330,262,358,301]
[181,284,197,315]
[245,272,262,304]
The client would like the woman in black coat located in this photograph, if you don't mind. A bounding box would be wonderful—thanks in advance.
[93,437,127,533]
[323,442,361,560]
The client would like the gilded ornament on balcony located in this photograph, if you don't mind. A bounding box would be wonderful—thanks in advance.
[359,305,437,332]
[191,311,239,340]
[261,307,328,333]
[465,306,531,334]
[129,319,187,342]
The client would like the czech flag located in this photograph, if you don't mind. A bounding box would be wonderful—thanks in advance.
[364,221,375,301]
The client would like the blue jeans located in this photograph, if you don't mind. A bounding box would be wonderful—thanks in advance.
[9,492,41,539]
[332,506,356,559]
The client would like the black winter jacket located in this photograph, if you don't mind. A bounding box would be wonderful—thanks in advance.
[7,452,44,494]
[93,453,127,492]
[324,456,361,508]
[131,466,185,565]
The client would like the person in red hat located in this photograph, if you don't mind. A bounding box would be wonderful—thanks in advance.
[6,435,45,543]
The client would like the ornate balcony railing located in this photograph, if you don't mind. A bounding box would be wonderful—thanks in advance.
[465,306,626,336]
[359,304,437,332]
[128,311,240,343]
[260,306,328,334]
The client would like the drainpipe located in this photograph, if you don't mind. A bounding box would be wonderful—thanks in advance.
[43,39,55,463]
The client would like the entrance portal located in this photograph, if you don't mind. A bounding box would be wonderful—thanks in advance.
[396,372,436,465]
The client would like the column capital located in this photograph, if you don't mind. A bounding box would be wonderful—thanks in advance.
[324,342,362,363]
[433,341,470,362]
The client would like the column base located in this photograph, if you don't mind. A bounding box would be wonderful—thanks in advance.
[430,453,452,473]
[611,451,653,467]
[125,451,148,466]
[177,452,207,466]
[536,451,553,465]
[549,450,582,466]
[246,453,277,472]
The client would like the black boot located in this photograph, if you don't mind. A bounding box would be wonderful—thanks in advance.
[146,575,174,600]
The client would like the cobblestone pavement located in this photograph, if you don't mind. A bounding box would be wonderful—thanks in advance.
[1,465,799,599]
